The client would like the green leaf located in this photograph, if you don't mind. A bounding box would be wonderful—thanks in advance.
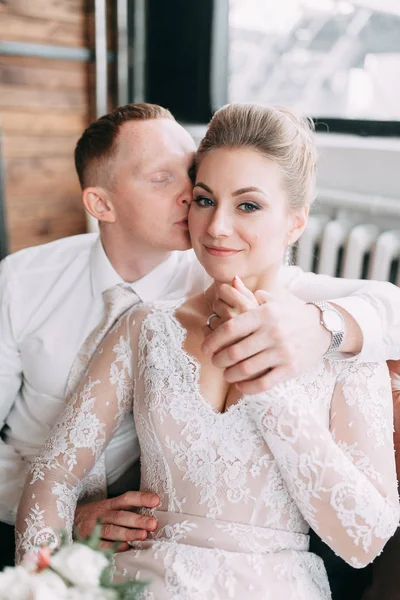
[100,565,113,587]
[114,580,149,600]
[86,520,103,549]
[58,529,71,547]
[54,523,149,598]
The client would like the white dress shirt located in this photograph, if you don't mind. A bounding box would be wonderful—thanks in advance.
[0,233,399,524]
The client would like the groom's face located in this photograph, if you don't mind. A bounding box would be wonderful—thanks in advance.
[108,118,196,252]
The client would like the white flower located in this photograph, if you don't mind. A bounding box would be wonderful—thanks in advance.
[0,567,67,600]
[64,588,117,600]
[31,571,68,600]
[50,543,109,587]
[0,566,34,600]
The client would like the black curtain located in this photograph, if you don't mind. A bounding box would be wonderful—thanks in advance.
[145,0,215,122]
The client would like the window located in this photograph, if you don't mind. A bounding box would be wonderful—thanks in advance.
[228,0,400,133]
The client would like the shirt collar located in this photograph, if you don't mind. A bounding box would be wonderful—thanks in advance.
[131,252,180,303]
[90,237,123,297]
[90,236,180,303]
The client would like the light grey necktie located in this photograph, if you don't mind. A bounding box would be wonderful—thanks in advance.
[66,284,140,501]
[66,284,140,396]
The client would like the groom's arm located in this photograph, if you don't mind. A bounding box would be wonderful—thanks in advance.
[203,268,400,394]
[283,267,400,360]
[0,260,28,525]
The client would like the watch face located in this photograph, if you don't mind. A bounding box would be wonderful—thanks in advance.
[322,309,344,333]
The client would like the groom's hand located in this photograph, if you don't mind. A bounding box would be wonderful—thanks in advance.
[74,491,160,552]
[203,286,332,394]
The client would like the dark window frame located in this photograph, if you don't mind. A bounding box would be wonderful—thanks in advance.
[312,118,400,138]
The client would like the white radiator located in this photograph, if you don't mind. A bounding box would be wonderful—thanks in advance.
[295,189,400,285]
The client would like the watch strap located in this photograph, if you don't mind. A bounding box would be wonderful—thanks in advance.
[307,300,345,356]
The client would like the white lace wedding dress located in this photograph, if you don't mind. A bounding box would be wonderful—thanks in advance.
[16,300,400,599]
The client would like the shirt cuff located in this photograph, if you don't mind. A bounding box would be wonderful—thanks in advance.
[330,296,385,363]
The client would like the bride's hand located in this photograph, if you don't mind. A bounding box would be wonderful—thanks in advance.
[202,288,333,394]
[203,276,259,336]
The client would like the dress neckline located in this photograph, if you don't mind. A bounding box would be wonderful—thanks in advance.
[150,300,248,417]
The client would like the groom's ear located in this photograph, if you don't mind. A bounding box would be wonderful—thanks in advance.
[82,187,117,224]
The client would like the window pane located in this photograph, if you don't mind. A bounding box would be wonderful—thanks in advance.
[228,0,400,120]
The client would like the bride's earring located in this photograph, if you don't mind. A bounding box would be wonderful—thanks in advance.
[283,245,292,266]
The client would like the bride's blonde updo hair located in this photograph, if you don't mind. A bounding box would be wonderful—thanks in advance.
[196,103,317,211]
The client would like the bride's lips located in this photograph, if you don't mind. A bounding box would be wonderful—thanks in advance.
[204,245,241,257]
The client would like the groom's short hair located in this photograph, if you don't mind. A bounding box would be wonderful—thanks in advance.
[75,103,174,190]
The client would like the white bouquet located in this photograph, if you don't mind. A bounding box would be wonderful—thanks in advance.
[0,525,146,600]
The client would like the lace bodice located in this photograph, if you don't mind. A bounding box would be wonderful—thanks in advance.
[16,300,399,572]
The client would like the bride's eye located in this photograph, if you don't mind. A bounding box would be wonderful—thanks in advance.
[193,196,215,208]
[238,202,261,212]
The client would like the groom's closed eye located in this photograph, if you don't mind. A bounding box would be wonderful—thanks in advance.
[151,171,172,183]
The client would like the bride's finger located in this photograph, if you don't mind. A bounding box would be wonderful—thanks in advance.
[232,275,259,304]
[216,282,258,313]
[213,299,240,321]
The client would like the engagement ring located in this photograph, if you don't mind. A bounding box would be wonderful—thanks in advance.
[206,313,220,330]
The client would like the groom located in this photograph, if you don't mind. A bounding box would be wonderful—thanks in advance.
[0,104,399,593]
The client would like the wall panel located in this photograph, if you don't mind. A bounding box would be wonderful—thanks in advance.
[0,1,120,253]
[1,109,87,136]
[0,56,88,89]
[0,6,94,252]
[0,0,88,47]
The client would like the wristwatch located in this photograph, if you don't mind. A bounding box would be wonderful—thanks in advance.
[307,300,345,356]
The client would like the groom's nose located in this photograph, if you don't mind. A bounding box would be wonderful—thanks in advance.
[177,174,194,207]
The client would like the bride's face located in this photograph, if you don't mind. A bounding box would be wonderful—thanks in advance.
[189,147,307,287]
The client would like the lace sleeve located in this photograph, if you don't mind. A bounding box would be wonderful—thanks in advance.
[248,361,400,568]
[15,307,141,562]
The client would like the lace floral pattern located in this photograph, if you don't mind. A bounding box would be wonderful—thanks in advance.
[15,503,59,559]
[15,315,135,561]
[16,300,400,598]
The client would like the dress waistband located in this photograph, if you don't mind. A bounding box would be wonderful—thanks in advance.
[147,510,309,554]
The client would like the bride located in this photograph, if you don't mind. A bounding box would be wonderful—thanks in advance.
[15,103,399,599]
